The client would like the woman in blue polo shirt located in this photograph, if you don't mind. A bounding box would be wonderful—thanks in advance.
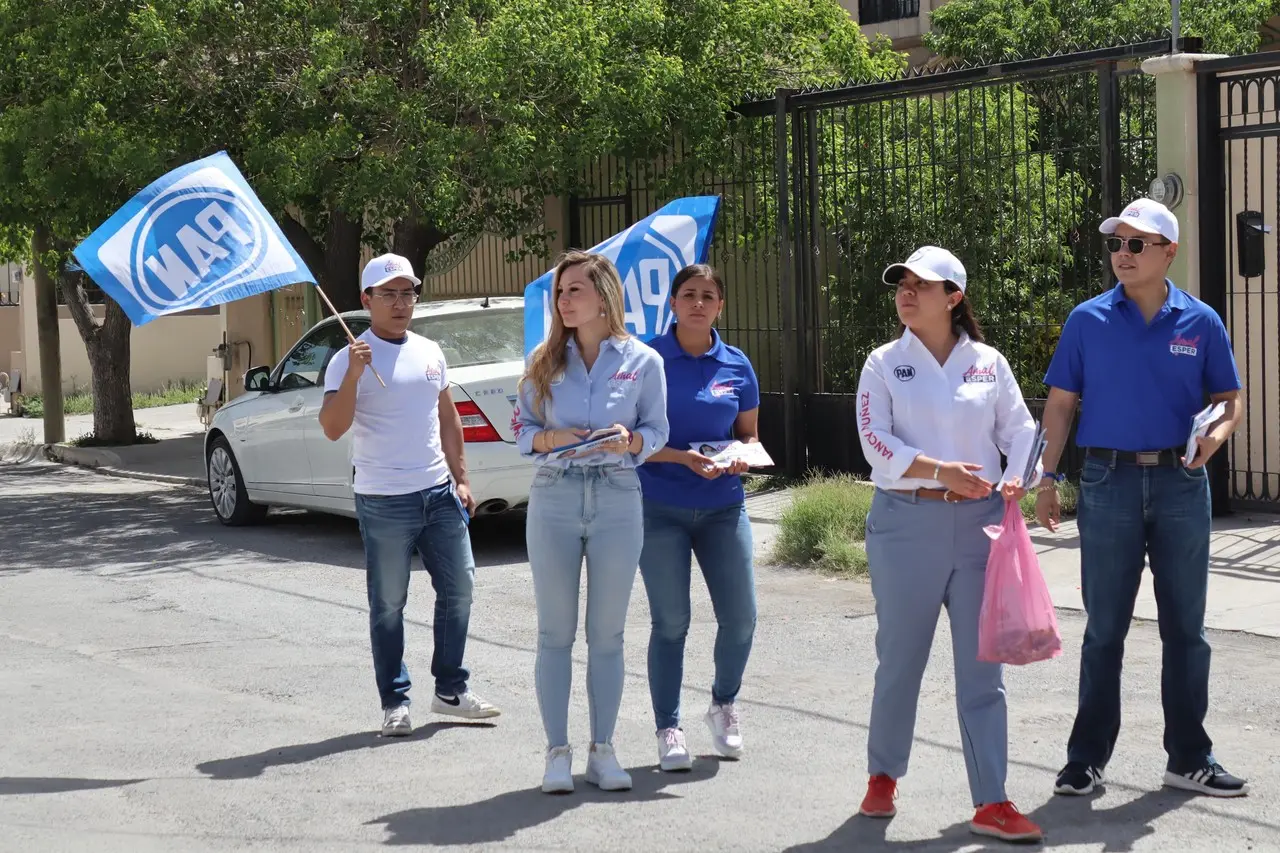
[637,263,761,773]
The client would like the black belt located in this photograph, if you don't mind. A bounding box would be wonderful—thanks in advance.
[1086,447,1184,467]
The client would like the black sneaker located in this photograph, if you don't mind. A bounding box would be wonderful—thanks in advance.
[1054,762,1104,795]
[1163,763,1249,797]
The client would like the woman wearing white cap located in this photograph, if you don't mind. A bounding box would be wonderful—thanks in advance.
[853,246,1044,843]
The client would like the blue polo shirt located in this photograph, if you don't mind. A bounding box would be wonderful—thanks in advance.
[637,326,761,508]
[1043,280,1241,451]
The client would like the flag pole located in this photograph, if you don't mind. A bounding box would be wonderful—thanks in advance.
[314,285,387,388]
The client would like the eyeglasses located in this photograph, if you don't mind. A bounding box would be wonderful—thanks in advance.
[1105,236,1169,255]
[370,290,419,305]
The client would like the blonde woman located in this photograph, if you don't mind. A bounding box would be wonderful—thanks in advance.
[512,251,670,794]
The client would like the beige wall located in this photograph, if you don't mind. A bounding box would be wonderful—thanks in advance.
[14,269,223,396]
[0,306,19,375]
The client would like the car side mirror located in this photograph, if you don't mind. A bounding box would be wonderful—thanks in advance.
[244,366,273,392]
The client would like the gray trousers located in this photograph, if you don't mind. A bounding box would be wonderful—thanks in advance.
[864,488,1008,807]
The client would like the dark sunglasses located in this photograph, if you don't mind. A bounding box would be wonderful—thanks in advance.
[1105,236,1169,255]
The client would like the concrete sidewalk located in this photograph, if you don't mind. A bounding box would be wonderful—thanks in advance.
[0,403,207,486]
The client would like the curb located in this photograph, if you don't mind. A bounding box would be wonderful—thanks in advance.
[38,442,206,489]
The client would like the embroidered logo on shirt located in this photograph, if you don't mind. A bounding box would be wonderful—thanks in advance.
[709,382,736,397]
[610,371,639,382]
[1169,334,1200,356]
[424,367,442,381]
[510,404,523,437]
[859,392,894,461]
[893,365,915,382]
[962,364,996,384]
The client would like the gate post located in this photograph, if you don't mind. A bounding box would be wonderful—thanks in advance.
[774,87,803,478]
[1141,52,1226,298]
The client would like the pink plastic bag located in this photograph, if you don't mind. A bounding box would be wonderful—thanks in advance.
[977,499,1062,665]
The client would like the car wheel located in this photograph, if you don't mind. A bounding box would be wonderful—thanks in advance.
[207,436,268,526]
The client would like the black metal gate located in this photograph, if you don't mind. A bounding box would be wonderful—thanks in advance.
[1197,55,1280,511]
[569,39,1187,482]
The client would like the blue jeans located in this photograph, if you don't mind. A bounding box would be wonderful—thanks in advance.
[526,465,644,748]
[865,489,1008,807]
[354,481,475,709]
[638,498,757,731]
[1067,454,1214,774]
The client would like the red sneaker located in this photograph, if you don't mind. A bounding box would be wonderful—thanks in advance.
[970,801,1043,843]
[858,774,897,818]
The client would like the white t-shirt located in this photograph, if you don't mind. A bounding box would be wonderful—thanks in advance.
[324,329,452,496]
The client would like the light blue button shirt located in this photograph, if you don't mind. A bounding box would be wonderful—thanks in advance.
[513,335,669,469]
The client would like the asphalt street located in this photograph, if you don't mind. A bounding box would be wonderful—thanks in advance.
[2,460,1277,852]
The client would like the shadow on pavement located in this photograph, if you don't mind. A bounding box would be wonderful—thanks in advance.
[0,777,146,795]
[366,759,722,846]
[784,788,1192,851]
[0,466,529,576]
[196,721,495,780]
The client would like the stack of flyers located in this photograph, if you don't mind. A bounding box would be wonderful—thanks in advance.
[690,439,775,469]
[549,426,626,460]
[1184,401,1227,464]
[1021,421,1048,486]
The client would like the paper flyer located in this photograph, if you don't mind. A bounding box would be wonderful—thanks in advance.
[1021,422,1047,486]
[1184,402,1227,464]
[549,427,626,460]
[690,440,775,469]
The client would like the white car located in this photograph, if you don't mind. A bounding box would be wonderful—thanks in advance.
[204,296,533,526]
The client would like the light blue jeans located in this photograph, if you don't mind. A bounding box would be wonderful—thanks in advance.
[526,464,644,748]
[638,498,756,731]
[864,488,1008,807]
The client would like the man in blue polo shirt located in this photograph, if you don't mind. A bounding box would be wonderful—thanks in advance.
[1036,198,1246,798]
[635,264,762,772]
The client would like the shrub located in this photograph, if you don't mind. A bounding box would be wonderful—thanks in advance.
[771,474,873,577]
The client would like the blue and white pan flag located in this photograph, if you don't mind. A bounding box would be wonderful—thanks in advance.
[523,195,721,357]
[73,151,316,326]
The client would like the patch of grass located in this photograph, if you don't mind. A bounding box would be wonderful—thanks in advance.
[70,430,158,448]
[22,379,205,419]
[743,472,803,494]
[771,473,873,577]
[1019,479,1079,525]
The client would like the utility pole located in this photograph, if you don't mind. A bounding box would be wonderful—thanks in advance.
[1172,0,1181,53]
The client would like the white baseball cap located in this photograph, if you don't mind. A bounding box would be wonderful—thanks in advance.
[882,245,968,293]
[361,253,422,291]
[1100,198,1179,243]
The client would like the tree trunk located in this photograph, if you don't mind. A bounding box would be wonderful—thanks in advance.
[62,266,137,444]
[393,219,449,295]
[322,209,364,313]
[31,224,64,444]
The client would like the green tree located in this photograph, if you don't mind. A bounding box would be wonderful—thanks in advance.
[0,0,903,445]
[924,0,1280,61]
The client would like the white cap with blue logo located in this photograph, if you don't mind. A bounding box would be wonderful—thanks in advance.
[1100,197,1179,243]
[361,253,422,291]
[882,245,968,293]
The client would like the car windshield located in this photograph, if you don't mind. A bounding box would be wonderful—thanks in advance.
[411,308,525,368]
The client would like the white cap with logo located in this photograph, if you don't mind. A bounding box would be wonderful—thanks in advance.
[1100,197,1179,243]
[882,245,968,293]
[361,253,423,292]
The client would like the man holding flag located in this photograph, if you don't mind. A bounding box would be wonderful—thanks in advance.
[320,253,501,735]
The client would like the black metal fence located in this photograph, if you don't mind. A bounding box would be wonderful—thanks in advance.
[1196,54,1280,511]
[569,40,1186,481]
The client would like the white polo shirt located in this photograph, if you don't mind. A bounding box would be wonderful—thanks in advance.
[855,330,1041,492]
[324,329,452,496]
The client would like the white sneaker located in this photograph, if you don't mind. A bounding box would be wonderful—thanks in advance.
[542,745,574,794]
[657,727,693,772]
[381,705,412,737]
[705,701,743,759]
[431,691,501,720]
[585,743,632,791]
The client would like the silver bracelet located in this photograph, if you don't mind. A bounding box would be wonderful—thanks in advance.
[932,462,941,481]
